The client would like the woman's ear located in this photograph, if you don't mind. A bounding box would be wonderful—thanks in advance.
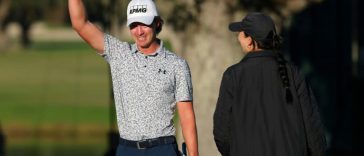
[247,36,253,46]
[247,36,257,51]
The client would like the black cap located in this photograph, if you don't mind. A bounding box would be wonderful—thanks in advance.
[229,12,276,42]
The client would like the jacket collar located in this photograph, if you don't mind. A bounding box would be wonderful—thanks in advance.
[242,50,276,60]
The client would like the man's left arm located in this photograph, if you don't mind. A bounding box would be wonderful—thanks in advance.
[175,59,198,155]
[177,101,199,156]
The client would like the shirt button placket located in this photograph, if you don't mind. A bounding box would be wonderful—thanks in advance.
[144,55,148,68]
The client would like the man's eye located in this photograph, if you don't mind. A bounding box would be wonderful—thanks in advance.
[129,24,137,29]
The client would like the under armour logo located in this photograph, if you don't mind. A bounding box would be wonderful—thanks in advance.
[129,5,147,14]
[158,69,166,74]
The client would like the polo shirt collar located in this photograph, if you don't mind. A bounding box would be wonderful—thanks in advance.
[131,39,166,58]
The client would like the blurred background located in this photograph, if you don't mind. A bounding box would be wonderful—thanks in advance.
[0,0,361,156]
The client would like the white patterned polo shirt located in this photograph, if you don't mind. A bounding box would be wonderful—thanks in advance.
[102,34,193,141]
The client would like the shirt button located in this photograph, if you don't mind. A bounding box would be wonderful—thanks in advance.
[144,65,147,67]
[145,56,148,59]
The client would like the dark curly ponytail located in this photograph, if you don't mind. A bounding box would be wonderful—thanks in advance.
[275,51,293,104]
[272,32,293,104]
[253,30,293,104]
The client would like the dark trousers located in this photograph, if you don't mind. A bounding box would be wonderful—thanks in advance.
[116,143,181,156]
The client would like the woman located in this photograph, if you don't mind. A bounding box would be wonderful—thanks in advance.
[213,12,326,156]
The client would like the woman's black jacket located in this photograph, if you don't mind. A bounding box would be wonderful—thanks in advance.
[213,50,326,156]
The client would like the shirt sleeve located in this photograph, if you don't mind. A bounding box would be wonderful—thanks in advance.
[102,33,130,63]
[213,68,233,156]
[291,65,327,156]
[175,59,193,102]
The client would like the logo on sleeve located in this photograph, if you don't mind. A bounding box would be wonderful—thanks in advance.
[129,5,147,14]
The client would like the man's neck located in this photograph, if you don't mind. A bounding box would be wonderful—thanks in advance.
[138,40,161,55]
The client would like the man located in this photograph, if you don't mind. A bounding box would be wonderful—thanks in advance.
[68,0,199,155]
[213,12,326,156]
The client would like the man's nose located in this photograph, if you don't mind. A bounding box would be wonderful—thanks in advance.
[136,26,144,35]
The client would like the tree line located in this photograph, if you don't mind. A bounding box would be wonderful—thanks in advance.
[0,0,309,48]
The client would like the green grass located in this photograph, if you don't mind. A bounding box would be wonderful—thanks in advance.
[0,41,112,156]
[0,41,111,124]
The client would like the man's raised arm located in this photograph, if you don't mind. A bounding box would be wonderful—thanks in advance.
[68,0,104,53]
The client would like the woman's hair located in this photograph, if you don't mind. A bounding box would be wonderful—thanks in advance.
[244,31,293,104]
